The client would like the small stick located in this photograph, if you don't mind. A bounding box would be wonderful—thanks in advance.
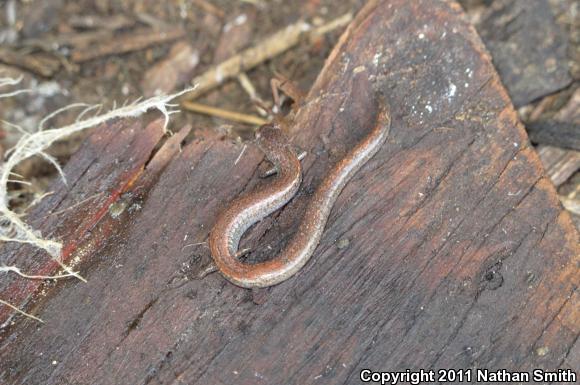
[238,73,261,103]
[71,27,185,63]
[310,12,353,38]
[182,101,267,126]
[237,73,269,116]
[0,265,78,280]
[234,144,248,165]
[45,192,104,218]
[182,13,353,101]
[0,299,44,323]
[0,48,61,78]
[192,0,225,18]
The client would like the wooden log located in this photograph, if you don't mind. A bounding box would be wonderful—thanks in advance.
[0,1,578,384]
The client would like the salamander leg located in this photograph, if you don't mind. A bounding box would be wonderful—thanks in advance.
[197,262,218,279]
[199,247,252,279]
[260,146,306,178]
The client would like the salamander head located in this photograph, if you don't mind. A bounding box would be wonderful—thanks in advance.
[255,122,290,149]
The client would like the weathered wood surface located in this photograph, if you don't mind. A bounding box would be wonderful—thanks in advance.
[473,0,572,107]
[1,1,578,384]
[0,118,167,327]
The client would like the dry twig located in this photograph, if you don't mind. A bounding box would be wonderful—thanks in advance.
[182,101,267,126]
[71,27,185,63]
[182,13,353,101]
[0,299,43,323]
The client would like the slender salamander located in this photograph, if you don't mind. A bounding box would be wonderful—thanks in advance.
[209,100,391,288]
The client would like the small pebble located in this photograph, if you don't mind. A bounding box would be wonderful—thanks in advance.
[336,238,350,249]
[536,347,549,356]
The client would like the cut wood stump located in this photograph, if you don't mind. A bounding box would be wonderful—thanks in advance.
[0,1,578,384]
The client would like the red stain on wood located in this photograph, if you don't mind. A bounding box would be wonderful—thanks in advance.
[0,119,165,325]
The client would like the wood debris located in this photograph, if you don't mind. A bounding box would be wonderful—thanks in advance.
[71,27,186,63]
